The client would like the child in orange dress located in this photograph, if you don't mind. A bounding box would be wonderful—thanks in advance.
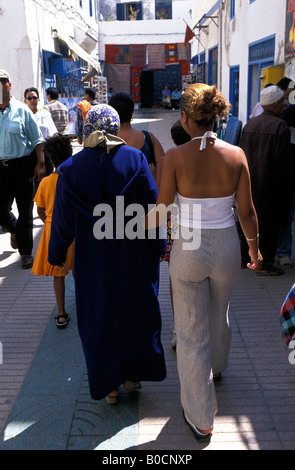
[31,134,74,329]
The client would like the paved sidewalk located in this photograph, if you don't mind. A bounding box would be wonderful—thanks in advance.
[0,109,295,451]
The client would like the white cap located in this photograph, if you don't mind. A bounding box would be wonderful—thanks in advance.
[0,69,10,82]
[260,85,284,106]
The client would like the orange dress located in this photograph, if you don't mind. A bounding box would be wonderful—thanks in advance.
[32,173,74,276]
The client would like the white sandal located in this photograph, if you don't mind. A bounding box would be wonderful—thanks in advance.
[278,257,293,269]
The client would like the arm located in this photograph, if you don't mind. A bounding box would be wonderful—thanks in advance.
[75,109,83,145]
[145,149,176,229]
[24,108,46,181]
[235,149,262,270]
[37,206,46,223]
[149,132,165,187]
[34,143,46,182]
[45,113,58,137]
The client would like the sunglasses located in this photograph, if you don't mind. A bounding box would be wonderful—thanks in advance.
[26,96,38,101]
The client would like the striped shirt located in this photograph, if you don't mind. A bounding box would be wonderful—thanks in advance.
[45,100,68,134]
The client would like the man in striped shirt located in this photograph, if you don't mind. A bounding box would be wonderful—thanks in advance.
[45,87,68,134]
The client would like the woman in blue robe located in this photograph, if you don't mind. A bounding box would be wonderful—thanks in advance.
[48,104,166,403]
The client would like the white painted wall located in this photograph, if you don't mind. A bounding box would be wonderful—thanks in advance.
[190,0,288,125]
[0,0,98,102]
[222,0,287,124]
[191,0,220,63]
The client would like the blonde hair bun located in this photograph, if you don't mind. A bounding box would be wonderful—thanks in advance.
[181,83,231,126]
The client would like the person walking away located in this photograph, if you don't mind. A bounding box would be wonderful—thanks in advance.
[108,92,165,185]
[275,77,295,269]
[75,87,99,145]
[45,87,68,134]
[48,104,166,404]
[240,85,294,276]
[145,83,262,442]
[249,83,274,119]
[0,69,45,269]
[31,134,74,328]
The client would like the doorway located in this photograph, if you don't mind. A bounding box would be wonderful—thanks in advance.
[229,66,240,117]
[140,71,154,108]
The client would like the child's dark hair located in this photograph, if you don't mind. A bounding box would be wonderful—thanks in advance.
[170,120,190,146]
[43,134,72,168]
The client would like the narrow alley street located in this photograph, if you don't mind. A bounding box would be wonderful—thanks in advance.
[0,108,295,451]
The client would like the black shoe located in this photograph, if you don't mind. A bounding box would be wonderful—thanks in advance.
[255,263,284,276]
[213,372,222,383]
[54,313,70,329]
[183,410,212,443]
[21,255,33,269]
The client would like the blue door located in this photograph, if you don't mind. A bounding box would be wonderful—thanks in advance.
[229,66,240,117]
[247,35,275,120]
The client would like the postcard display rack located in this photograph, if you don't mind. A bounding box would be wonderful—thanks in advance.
[182,74,193,90]
[96,76,108,103]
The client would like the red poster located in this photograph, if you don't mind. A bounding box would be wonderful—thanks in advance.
[286,0,295,56]
[131,67,141,103]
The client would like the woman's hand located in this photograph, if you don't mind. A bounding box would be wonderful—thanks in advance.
[247,249,263,270]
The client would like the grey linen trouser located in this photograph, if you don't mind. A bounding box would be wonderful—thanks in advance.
[169,226,240,430]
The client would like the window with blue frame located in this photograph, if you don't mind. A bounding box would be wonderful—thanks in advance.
[155,1,172,20]
[230,0,235,19]
[193,52,206,83]
[117,2,143,20]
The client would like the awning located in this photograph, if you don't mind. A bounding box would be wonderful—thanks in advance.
[58,32,101,73]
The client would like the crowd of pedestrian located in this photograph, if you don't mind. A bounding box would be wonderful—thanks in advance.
[1,67,295,446]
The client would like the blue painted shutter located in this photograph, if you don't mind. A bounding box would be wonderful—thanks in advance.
[136,2,142,20]
[117,3,124,20]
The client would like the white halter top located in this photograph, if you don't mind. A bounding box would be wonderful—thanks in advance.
[191,131,217,150]
[175,131,234,229]
[176,192,236,229]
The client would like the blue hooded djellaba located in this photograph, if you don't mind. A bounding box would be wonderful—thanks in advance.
[48,104,167,400]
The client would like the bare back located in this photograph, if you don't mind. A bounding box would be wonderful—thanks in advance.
[174,138,243,198]
[118,125,165,186]
[157,136,254,224]
[118,127,145,150]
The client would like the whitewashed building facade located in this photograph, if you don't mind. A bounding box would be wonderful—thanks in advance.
[189,0,292,125]
[0,0,100,106]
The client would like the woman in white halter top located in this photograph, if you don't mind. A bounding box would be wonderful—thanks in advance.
[146,83,261,442]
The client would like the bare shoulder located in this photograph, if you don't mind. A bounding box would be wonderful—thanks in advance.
[163,145,181,160]
[161,145,184,171]
[148,131,165,156]
[148,130,164,147]
[148,131,159,142]
[215,139,246,162]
